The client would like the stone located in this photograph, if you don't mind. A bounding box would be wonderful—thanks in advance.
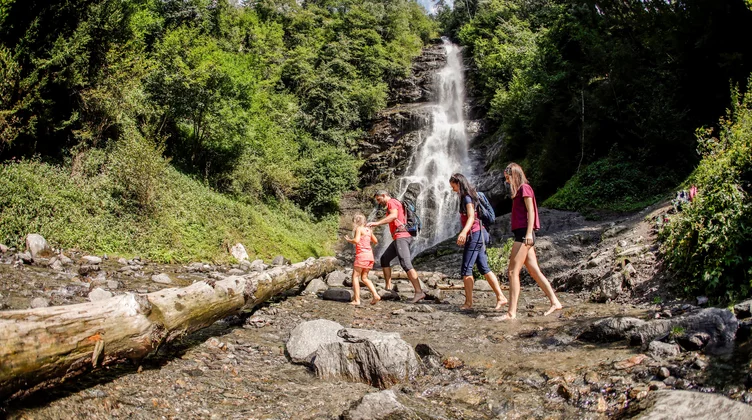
[657,367,671,379]
[696,296,709,306]
[322,288,353,302]
[442,356,464,369]
[474,280,492,291]
[423,288,443,302]
[18,252,33,264]
[636,390,752,419]
[629,308,738,354]
[663,376,677,386]
[58,254,73,265]
[117,257,128,265]
[587,255,609,268]
[342,390,410,420]
[49,258,64,271]
[648,341,681,359]
[614,354,648,370]
[629,386,649,401]
[286,319,345,364]
[30,297,50,308]
[271,255,289,266]
[584,371,601,385]
[0,244,8,253]
[78,264,100,275]
[248,259,266,271]
[693,359,708,370]
[303,278,328,295]
[25,234,52,258]
[313,328,422,388]
[592,272,624,302]
[151,273,172,284]
[81,256,102,265]
[187,262,204,272]
[617,245,645,258]
[378,289,401,301]
[326,270,348,287]
[107,280,119,290]
[603,225,628,238]
[227,268,245,275]
[578,317,647,342]
[625,263,637,277]
[229,243,249,262]
[676,332,711,351]
[733,299,752,319]
[88,288,113,302]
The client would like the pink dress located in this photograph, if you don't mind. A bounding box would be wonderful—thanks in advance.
[353,227,374,269]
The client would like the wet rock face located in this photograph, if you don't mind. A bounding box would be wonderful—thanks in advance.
[635,390,752,419]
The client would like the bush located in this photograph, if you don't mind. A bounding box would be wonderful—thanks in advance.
[475,238,514,280]
[660,83,752,301]
[543,148,677,213]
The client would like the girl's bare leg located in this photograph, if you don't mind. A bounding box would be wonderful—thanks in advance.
[483,271,508,310]
[460,275,474,310]
[361,269,381,305]
[524,247,562,315]
[350,267,362,305]
[499,242,529,320]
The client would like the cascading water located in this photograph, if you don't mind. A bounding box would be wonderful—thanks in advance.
[382,38,472,256]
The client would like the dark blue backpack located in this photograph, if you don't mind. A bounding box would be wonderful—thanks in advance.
[476,192,496,226]
[401,199,421,237]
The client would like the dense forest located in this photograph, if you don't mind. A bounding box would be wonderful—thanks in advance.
[0,0,436,261]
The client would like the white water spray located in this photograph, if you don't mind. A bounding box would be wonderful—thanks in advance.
[389,38,471,255]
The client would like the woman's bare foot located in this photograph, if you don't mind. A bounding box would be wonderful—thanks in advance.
[349,300,361,306]
[496,312,516,321]
[494,298,508,311]
[410,292,426,304]
[460,303,472,311]
[370,296,381,305]
[543,304,563,316]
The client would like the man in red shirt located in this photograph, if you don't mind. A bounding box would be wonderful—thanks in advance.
[367,190,425,303]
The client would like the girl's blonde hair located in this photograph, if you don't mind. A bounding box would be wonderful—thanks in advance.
[505,163,529,198]
[352,213,366,237]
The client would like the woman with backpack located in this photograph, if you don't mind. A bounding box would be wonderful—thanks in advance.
[449,173,508,311]
[500,163,562,320]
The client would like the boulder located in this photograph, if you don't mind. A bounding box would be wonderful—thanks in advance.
[326,270,348,287]
[151,273,173,284]
[25,234,52,258]
[248,259,266,271]
[474,280,492,291]
[30,297,50,308]
[0,244,8,253]
[342,390,411,420]
[313,328,422,388]
[17,252,33,264]
[648,341,681,358]
[88,288,113,302]
[592,272,624,302]
[81,256,102,265]
[272,255,289,266]
[229,243,249,262]
[286,319,345,364]
[578,317,647,342]
[635,390,752,419]
[303,278,328,295]
[734,299,752,319]
[322,288,354,302]
[629,308,738,354]
[676,332,711,351]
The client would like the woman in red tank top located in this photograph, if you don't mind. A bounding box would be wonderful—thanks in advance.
[499,163,562,320]
[345,214,381,305]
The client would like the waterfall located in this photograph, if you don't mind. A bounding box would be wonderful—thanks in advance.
[387,38,471,256]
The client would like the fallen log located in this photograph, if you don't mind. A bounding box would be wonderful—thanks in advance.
[0,256,339,400]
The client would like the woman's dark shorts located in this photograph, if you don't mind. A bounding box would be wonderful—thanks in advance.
[512,228,535,245]
[461,229,491,277]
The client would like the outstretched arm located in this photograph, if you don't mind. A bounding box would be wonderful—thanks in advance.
[367,207,398,228]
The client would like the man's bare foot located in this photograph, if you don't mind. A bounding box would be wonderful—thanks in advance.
[460,303,472,311]
[496,312,516,321]
[349,300,361,306]
[410,292,425,304]
[370,296,381,305]
[385,282,392,291]
[544,304,563,316]
[494,298,508,310]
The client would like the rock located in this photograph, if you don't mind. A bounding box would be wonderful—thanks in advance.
[227,268,245,275]
[617,245,645,258]
[78,264,100,275]
[629,386,649,401]
[25,234,52,258]
[81,256,102,265]
[378,290,401,301]
[107,280,119,290]
[326,270,348,287]
[151,273,172,284]
[474,280,492,291]
[187,262,205,272]
[578,317,647,342]
[648,341,681,358]
[18,252,33,264]
[635,390,752,419]
[614,354,648,370]
[592,272,624,302]
[117,257,128,265]
[584,371,601,385]
[657,367,671,379]
[248,259,266,271]
[625,263,637,277]
[271,255,289,266]
[587,255,609,268]
[0,244,8,253]
[58,254,73,265]
[629,308,738,354]
[663,376,677,387]
[342,390,410,420]
[603,225,628,238]
[286,319,345,364]
[30,297,50,308]
[693,359,708,370]
[676,332,711,351]
[322,288,353,302]
[49,258,64,271]
[423,288,443,302]
[229,243,249,262]
[733,299,752,319]
[88,288,113,302]
[442,356,464,369]
[696,296,709,306]
[303,278,328,295]
[312,328,422,388]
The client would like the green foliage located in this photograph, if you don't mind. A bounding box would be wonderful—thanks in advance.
[660,83,752,301]
[0,158,336,263]
[543,148,677,213]
[474,238,514,279]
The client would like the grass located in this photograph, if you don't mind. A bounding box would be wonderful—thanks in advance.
[0,159,337,263]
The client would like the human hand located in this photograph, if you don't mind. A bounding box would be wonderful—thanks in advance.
[366,222,376,228]
[344,235,353,242]
[524,235,534,246]
[456,234,467,246]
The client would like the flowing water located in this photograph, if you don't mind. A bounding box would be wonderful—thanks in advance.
[383,38,472,256]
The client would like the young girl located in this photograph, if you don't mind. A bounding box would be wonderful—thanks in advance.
[500,163,562,320]
[449,173,508,311]
[344,214,381,305]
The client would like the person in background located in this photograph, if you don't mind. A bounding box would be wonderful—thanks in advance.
[344,213,381,305]
[449,173,508,311]
[500,163,562,320]
[367,190,425,303]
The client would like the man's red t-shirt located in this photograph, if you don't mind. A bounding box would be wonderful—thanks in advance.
[387,198,411,240]
[511,184,540,231]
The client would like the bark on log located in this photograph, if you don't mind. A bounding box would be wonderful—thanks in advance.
[0,256,338,400]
